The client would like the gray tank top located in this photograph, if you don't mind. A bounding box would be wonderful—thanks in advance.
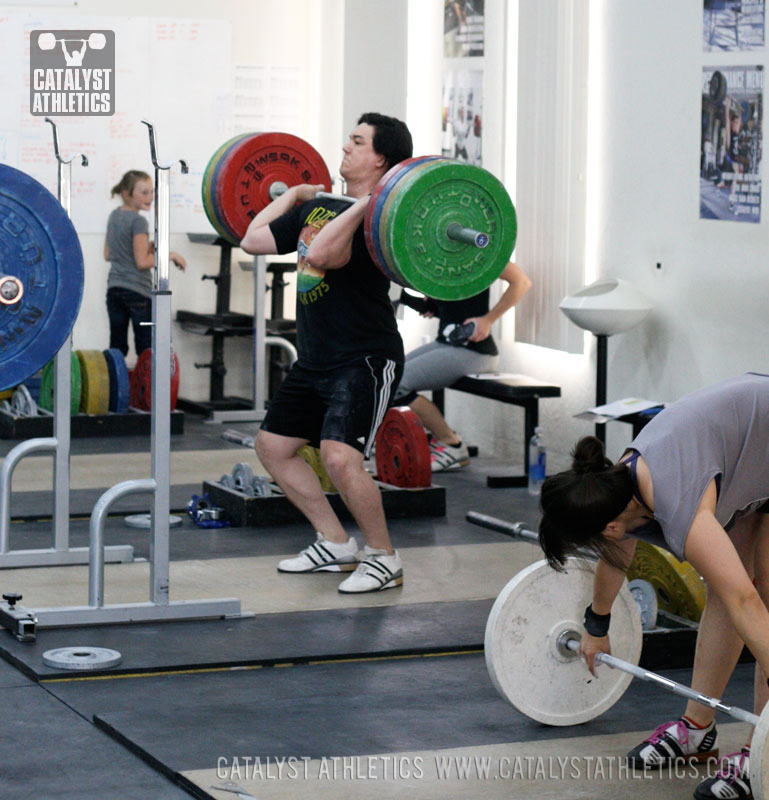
[627,372,769,561]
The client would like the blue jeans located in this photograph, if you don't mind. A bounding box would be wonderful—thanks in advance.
[106,287,152,357]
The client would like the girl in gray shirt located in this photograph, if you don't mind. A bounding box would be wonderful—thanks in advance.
[104,170,185,356]
[539,373,769,798]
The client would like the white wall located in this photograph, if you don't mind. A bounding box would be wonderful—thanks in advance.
[343,0,409,130]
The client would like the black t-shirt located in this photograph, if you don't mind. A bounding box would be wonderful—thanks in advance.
[435,289,498,355]
[269,198,404,369]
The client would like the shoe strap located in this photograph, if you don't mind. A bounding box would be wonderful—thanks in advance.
[648,719,688,746]
[716,748,750,782]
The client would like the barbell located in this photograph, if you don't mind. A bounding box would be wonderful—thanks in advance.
[38,32,106,51]
[486,558,769,799]
[202,133,517,301]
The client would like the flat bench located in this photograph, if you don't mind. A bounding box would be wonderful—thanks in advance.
[432,374,562,488]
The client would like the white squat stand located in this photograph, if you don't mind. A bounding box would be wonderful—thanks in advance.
[33,120,241,627]
[0,118,133,568]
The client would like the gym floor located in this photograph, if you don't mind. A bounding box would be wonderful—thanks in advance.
[0,417,754,799]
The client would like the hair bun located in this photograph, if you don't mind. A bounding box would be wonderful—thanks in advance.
[571,436,611,474]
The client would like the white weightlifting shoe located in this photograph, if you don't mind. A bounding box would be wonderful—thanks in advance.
[337,546,403,593]
[430,441,470,472]
[627,717,718,768]
[277,532,359,573]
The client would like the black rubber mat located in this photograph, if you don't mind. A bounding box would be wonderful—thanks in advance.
[1,600,491,680]
[45,655,755,776]
[0,684,192,800]
[0,653,31,688]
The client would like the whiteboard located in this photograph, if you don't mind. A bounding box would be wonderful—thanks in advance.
[0,14,232,233]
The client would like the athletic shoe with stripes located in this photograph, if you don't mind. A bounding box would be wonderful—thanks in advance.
[694,747,751,800]
[337,546,403,593]
[277,532,359,573]
[627,718,718,768]
[430,441,470,472]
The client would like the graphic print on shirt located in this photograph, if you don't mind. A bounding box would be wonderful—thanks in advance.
[296,205,336,306]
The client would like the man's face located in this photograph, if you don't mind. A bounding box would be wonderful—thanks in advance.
[340,123,386,181]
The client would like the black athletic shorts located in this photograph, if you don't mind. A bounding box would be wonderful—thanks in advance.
[261,356,403,456]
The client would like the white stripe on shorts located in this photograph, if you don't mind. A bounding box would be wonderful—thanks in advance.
[364,357,396,456]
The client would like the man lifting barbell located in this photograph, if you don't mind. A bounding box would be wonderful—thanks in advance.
[240,113,412,593]
[538,372,769,799]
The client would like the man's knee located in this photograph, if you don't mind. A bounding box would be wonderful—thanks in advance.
[255,429,295,465]
[320,440,363,484]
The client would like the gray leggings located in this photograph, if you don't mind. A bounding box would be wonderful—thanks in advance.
[393,341,499,402]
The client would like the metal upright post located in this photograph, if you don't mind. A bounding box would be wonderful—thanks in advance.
[142,119,175,605]
[48,117,81,553]
[595,333,608,444]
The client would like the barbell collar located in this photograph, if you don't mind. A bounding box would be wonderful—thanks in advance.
[560,632,760,727]
[0,276,23,305]
[446,223,489,248]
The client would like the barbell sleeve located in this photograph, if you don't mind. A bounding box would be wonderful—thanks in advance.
[0,276,23,305]
[446,223,489,248]
[561,634,760,727]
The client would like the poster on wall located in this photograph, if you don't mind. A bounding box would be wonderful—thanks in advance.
[441,68,483,165]
[699,66,763,222]
[703,0,765,51]
[444,0,485,58]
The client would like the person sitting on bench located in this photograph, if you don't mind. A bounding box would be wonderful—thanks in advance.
[392,262,531,472]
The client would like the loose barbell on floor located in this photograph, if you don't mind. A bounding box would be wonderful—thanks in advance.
[202,133,516,301]
[485,558,769,800]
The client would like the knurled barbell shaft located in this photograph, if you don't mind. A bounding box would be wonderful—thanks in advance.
[562,634,760,726]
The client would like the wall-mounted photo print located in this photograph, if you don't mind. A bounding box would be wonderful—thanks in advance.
[700,66,763,222]
[444,0,485,58]
[441,68,483,165]
[703,0,765,51]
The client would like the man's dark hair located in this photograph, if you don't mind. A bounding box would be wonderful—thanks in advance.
[358,112,413,169]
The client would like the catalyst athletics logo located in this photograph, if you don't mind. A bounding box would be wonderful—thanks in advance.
[30,30,115,116]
